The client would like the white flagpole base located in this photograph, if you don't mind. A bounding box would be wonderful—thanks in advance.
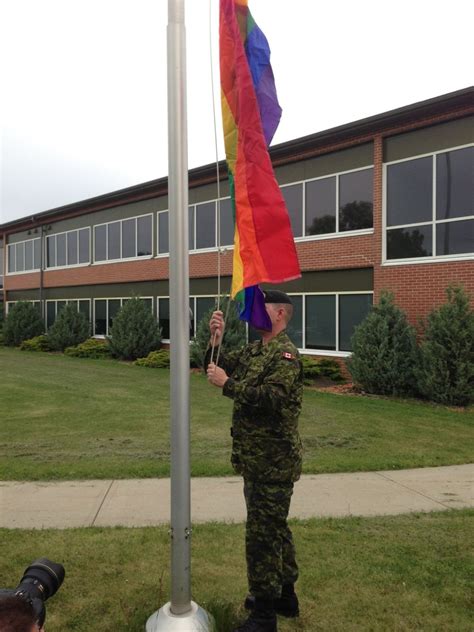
[146,601,215,631]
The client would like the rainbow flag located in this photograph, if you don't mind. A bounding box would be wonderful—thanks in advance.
[219,0,301,330]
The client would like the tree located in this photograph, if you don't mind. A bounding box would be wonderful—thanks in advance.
[48,303,90,351]
[347,291,418,396]
[3,301,44,346]
[416,286,474,406]
[190,296,246,368]
[108,298,161,360]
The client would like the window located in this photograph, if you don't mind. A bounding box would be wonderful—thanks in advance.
[157,297,170,339]
[306,177,337,236]
[281,185,303,238]
[45,299,91,329]
[93,297,153,336]
[46,228,90,268]
[195,202,216,249]
[218,198,235,246]
[157,211,169,254]
[7,238,41,274]
[6,300,41,314]
[385,145,474,261]
[264,293,372,354]
[159,296,218,341]
[93,214,153,263]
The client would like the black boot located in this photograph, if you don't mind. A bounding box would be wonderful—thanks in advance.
[244,584,299,618]
[234,597,277,632]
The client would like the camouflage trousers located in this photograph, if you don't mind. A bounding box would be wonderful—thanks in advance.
[243,479,298,599]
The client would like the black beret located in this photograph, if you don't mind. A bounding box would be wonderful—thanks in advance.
[263,290,293,305]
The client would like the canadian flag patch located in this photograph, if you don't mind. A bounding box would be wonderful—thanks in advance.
[282,352,294,360]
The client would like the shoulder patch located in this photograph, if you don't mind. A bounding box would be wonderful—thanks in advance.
[282,352,295,360]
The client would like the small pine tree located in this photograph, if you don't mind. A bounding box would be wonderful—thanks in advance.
[108,297,161,360]
[190,296,246,368]
[416,285,474,406]
[4,301,44,346]
[347,291,417,396]
[48,303,90,351]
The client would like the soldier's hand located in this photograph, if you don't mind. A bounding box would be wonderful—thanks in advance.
[209,310,225,346]
[207,362,229,388]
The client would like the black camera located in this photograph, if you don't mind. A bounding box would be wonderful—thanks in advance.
[0,558,65,627]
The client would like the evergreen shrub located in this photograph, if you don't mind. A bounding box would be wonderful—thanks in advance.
[108,297,161,360]
[135,349,170,368]
[416,285,474,406]
[190,297,246,369]
[48,303,90,351]
[3,301,44,346]
[347,291,417,396]
[301,356,343,384]
[20,335,52,352]
[64,338,112,359]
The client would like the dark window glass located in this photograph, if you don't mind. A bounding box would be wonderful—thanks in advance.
[387,157,432,226]
[122,219,136,259]
[387,225,432,259]
[281,184,303,238]
[108,299,121,333]
[46,302,56,329]
[286,295,303,348]
[137,215,152,256]
[79,300,90,321]
[339,294,372,352]
[56,234,66,267]
[16,242,24,272]
[196,297,215,328]
[8,245,15,273]
[67,231,78,265]
[141,298,153,312]
[189,298,195,337]
[33,238,41,269]
[107,222,121,260]
[436,147,474,220]
[94,225,107,262]
[158,298,170,339]
[339,168,373,231]
[47,236,56,267]
[305,177,336,235]
[95,300,107,335]
[305,295,336,350]
[78,228,89,264]
[57,301,67,315]
[158,212,169,254]
[24,241,33,270]
[219,198,235,246]
[436,219,474,256]
[189,206,195,250]
[196,202,216,249]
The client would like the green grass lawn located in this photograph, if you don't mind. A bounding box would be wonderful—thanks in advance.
[0,511,472,631]
[0,347,473,480]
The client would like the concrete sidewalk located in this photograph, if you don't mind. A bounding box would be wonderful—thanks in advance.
[0,464,472,529]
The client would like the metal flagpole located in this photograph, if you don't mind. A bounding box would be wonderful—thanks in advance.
[146,1,213,630]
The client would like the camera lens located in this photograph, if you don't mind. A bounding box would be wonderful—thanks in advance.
[19,558,65,600]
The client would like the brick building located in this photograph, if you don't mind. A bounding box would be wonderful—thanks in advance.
[1,88,473,359]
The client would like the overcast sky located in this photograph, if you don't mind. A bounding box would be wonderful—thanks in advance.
[1,0,472,224]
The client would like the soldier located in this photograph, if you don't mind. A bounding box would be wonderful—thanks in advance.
[206,290,303,632]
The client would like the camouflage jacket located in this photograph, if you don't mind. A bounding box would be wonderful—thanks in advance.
[206,331,303,482]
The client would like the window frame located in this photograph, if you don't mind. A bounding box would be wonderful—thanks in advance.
[383,143,474,266]
[45,227,91,270]
[6,238,41,275]
[92,213,154,264]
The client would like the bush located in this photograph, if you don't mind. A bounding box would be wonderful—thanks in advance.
[416,286,474,406]
[48,304,90,351]
[190,296,246,368]
[301,356,343,384]
[347,291,417,396]
[108,297,161,360]
[64,338,112,359]
[135,349,170,368]
[20,335,52,352]
[3,301,44,346]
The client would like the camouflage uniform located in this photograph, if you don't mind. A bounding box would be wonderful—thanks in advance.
[206,331,303,598]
